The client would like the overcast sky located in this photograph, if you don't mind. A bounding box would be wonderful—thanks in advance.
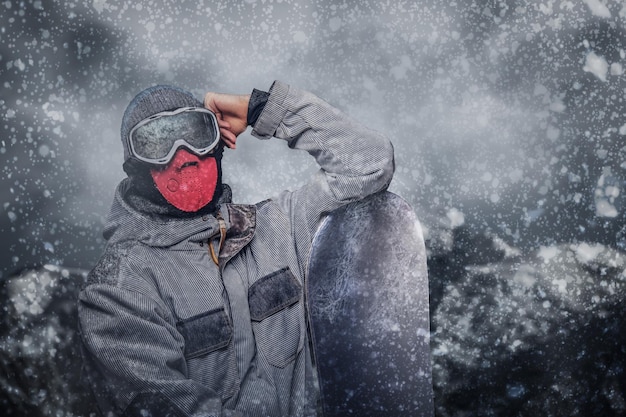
[1,0,625,275]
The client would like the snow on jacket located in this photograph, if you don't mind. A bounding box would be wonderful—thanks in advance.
[78,81,395,417]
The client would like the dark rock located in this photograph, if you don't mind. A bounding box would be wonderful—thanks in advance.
[0,265,97,416]
[430,240,626,417]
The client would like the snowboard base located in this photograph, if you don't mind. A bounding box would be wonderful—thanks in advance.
[307,192,433,416]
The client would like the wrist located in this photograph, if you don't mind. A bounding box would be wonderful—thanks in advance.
[247,89,269,126]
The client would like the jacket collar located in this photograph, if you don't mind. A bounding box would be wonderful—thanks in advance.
[105,179,256,252]
[219,203,256,266]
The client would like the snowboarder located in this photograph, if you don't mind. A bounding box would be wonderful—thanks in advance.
[78,80,395,416]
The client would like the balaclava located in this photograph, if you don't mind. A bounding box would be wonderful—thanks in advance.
[120,85,226,219]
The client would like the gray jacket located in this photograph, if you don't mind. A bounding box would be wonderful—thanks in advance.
[78,81,395,417]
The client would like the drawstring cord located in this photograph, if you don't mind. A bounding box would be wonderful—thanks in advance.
[209,211,227,266]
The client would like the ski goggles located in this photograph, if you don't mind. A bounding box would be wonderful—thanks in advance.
[128,107,221,165]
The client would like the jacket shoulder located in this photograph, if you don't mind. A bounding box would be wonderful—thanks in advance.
[85,240,138,288]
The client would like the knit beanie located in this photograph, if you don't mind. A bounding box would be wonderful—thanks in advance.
[121,85,204,164]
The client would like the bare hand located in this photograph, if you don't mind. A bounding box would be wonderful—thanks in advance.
[203,92,250,149]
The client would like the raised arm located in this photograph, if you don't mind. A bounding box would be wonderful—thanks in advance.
[251,80,394,220]
[205,80,395,236]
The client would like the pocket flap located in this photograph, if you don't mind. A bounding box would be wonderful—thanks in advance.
[249,267,302,321]
[177,308,232,359]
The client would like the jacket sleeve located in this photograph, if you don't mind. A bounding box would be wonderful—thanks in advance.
[251,80,395,246]
[78,253,242,417]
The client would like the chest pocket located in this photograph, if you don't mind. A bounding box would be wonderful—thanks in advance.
[176,308,239,399]
[177,308,232,359]
[249,267,304,368]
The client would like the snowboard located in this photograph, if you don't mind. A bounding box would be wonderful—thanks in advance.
[307,191,433,417]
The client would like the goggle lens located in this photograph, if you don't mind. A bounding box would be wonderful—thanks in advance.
[129,108,220,164]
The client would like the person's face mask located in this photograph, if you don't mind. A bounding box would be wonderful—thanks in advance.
[150,148,218,212]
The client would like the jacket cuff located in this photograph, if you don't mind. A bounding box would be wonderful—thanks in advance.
[251,80,290,140]
[247,88,269,127]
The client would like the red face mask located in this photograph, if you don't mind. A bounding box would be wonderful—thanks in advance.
[150,148,218,212]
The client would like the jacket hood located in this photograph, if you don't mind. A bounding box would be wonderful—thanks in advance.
[103,179,249,248]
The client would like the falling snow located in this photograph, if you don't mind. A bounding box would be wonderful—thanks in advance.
[1,0,626,416]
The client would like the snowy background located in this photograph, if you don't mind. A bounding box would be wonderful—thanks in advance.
[1,0,626,415]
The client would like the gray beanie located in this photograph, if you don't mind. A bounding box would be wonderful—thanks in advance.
[120,85,203,163]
